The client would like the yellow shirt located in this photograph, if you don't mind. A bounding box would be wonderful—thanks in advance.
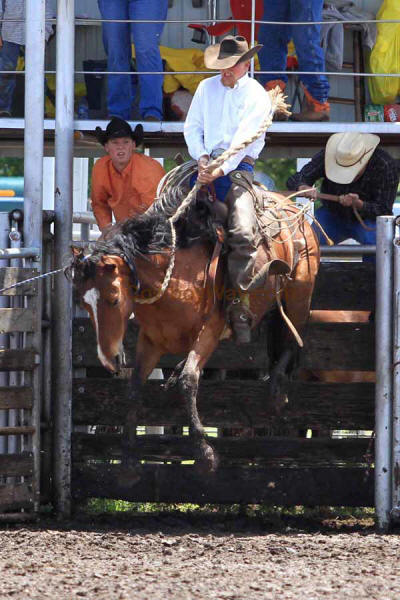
[91,152,165,230]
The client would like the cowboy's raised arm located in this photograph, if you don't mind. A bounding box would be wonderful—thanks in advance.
[183,80,208,162]
[220,82,272,175]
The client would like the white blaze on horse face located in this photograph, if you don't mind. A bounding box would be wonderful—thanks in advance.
[83,287,112,370]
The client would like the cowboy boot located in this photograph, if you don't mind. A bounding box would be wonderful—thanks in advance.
[290,85,330,122]
[265,80,288,121]
[227,294,254,345]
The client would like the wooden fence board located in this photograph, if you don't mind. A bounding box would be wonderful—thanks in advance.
[73,319,373,370]
[0,483,33,511]
[0,427,35,436]
[0,308,35,333]
[311,263,375,310]
[73,379,375,429]
[73,433,373,465]
[0,349,38,371]
[302,323,374,370]
[0,268,38,296]
[72,463,374,507]
[73,318,268,369]
[0,387,32,409]
[0,453,33,477]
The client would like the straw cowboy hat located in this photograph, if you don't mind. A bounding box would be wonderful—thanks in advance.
[325,132,380,184]
[204,35,263,70]
[95,117,144,146]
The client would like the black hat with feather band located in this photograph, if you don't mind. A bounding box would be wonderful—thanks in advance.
[95,117,144,146]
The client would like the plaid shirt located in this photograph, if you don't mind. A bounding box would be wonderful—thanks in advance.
[0,0,54,45]
[287,147,399,222]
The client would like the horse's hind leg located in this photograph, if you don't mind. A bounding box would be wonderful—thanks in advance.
[269,260,318,408]
[177,315,224,473]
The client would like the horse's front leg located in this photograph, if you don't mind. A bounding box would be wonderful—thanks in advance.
[177,315,224,473]
[121,331,161,483]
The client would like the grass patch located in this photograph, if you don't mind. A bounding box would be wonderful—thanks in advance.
[84,498,375,529]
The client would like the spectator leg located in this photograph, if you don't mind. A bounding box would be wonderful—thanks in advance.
[130,0,168,120]
[257,0,290,89]
[313,206,348,246]
[353,220,377,264]
[98,0,134,120]
[290,0,329,104]
[0,42,21,115]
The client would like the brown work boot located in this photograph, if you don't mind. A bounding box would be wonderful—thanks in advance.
[265,80,289,121]
[290,85,330,122]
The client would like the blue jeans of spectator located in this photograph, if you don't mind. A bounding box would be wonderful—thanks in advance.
[0,41,21,114]
[98,0,168,120]
[258,0,329,103]
[314,206,376,262]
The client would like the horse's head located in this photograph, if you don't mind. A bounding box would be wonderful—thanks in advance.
[68,247,137,373]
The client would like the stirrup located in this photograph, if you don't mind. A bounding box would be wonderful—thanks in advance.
[246,258,291,291]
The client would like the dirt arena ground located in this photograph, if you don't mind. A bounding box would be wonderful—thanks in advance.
[1,511,400,600]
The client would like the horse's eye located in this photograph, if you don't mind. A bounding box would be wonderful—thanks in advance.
[111,298,119,307]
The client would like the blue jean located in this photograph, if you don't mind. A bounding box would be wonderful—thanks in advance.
[190,162,254,202]
[98,0,168,120]
[258,0,329,103]
[0,41,21,113]
[314,206,376,262]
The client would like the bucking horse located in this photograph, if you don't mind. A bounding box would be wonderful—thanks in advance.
[68,91,320,474]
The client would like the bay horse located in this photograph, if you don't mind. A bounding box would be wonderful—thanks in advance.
[69,180,320,474]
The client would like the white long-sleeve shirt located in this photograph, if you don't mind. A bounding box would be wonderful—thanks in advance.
[184,73,272,175]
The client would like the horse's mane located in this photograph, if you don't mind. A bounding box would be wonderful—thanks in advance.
[81,162,213,275]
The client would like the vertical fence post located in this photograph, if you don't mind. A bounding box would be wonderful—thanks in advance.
[375,216,395,532]
[53,0,75,517]
[0,214,10,456]
[250,0,256,78]
[392,226,400,523]
[24,0,46,512]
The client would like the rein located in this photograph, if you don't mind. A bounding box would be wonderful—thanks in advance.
[0,266,66,294]
[316,191,375,232]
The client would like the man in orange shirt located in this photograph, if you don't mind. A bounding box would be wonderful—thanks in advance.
[92,117,166,231]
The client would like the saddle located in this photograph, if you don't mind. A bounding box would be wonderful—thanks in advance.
[197,174,292,244]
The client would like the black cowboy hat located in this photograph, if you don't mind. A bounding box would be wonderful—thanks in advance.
[95,117,144,146]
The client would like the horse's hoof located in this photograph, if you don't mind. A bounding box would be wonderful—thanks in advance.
[196,444,219,474]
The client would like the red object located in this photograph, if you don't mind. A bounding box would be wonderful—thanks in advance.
[189,0,263,44]
[384,104,400,122]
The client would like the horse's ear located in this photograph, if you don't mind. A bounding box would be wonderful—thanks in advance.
[71,245,84,259]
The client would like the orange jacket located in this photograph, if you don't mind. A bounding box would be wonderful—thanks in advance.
[91,152,166,230]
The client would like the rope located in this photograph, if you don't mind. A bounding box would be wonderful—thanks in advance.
[0,266,65,294]
[131,218,177,305]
